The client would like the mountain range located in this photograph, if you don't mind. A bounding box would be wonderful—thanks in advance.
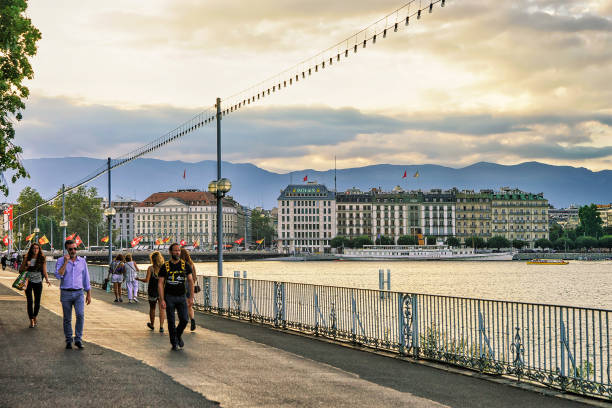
[3,157,611,209]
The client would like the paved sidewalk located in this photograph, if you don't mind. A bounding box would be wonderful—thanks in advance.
[0,270,598,407]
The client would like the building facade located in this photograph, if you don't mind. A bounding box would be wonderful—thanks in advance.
[102,197,139,249]
[336,189,373,239]
[277,184,336,253]
[491,188,549,245]
[455,190,492,244]
[421,189,456,240]
[135,189,238,248]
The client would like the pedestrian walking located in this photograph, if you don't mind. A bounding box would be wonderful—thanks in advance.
[1,253,7,270]
[20,243,51,328]
[54,239,91,349]
[108,254,125,302]
[124,253,139,303]
[158,243,194,350]
[180,248,198,331]
[136,251,165,332]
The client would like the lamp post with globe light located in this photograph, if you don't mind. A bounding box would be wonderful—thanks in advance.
[208,178,231,277]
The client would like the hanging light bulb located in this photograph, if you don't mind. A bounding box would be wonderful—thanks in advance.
[406,16,410,25]
[373,34,377,44]
[322,61,325,68]
[284,80,286,87]
[429,2,433,13]
[441,0,445,6]
[363,39,366,48]
[418,9,421,19]
[337,53,341,61]
[394,22,398,32]
[309,68,312,75]
[302,71,306,78]
[329,57,333,65]
[315,65,318,72]
[354,44,357,53]
[289,78,292,85]
[345,49,349,57]
[383,29,387,38]
[272,85,275,92]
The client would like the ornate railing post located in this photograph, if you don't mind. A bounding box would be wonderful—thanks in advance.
[273,282,286,328]
[511,327,525,380]
[203,276,211,310]
[330,301,337,339]
[398,293,414,356]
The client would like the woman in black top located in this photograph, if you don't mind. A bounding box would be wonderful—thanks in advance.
[136,251,165,332]
[19,243,51,328]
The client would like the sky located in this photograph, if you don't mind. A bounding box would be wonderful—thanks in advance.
[15,0,612,173]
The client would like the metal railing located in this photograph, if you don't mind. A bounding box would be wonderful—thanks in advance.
[47,260,611,400]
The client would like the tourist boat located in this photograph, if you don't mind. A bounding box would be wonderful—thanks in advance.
[338,245,513,261]
[527,259,569,265]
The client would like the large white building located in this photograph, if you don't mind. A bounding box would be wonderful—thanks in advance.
[277,183,336,254]
[135,189,238,248]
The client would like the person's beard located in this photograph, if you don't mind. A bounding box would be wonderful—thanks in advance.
[171,254,179,261]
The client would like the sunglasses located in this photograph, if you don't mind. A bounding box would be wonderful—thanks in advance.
[68,247,77,251]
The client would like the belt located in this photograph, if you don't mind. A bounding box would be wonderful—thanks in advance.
[61,288,83,291]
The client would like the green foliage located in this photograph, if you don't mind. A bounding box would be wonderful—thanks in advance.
[51,186,103,246]
[578,204,603,238]
[553,237,574,251]
[352,235,373,248]
[330,235,350,248]
[445,236,460,247]
[375,235,394,245]
[575,235,598,249]
[512,239,528,249]
[13,187,54,247]
[599,235,612,249]
[604,226,612,236]
[397,235,418,245]
[467,236,486,249]
[563,228,577,241]
[487,235,510,249]
[534,238,553,249]
[549,222,563,242]
[426,236,437,245]
[0,0,42,196]
[250,208,275,245]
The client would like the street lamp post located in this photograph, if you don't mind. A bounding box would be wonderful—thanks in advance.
[208,178,232,277]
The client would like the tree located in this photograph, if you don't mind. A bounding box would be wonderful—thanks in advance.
[51,186,103,247]
[549,222,563,242]
[553,237,574,251]
[467,236,486,249]
[250,209,275,246]
[0,1,42,196]
[352,235,373,248]
[426,236,437,245]
[397,235,418,245]
[445,236,460,247]
[512,239,528,249]
[578,204,603,238]
[534,238,553,249]
[575,236,598,250]
[330,236,350,249]
[13,187,54,247]
[599,235,612,249]
[487,236,510,249]
[375,235,394,245]
[563,228,577,241]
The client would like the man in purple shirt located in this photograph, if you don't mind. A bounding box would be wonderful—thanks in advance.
[55,239,91,349]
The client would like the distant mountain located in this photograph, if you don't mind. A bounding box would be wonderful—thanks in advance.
[3,158,611,209]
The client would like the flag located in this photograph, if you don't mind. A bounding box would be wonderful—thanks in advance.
[255,238,264,244]
[2,235,9,246]
[3,205,13,230]
[193,240,199,248]
[303,175,308,182]
[25,233,35,242]
[74,235,83,247]
[162,237,171,243]
[155,238,163,245]
[234,237,244,245]
[402,170,407,179]
[131,236,144,247]
[66,232,76,241]
[414,170,419,178]
[101,236,109,243]
[180,239,187,246]
[38,235,49,245]
[183,169,186,179]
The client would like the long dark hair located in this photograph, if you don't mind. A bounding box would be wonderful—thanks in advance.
[25,243,45,268]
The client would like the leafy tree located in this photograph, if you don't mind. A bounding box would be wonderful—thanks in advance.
[512,239,528,249]
[599,235,612,249]
[445,236,460,247]
[467,236,486,249]
[534,238,553,249]
[397,235,418,245]
[487,236,510,249]
[575,236,598,250]
[0,1,42,196]
[549,222,563,242]
[250,209,275,245]
[563,228,577,241]
[553,237,574,251]
[426,236,437,245]
[375,235,394,245]
[578,204,603,238]
[13,187,54,247]
[51,186,103,246]
[330,236,350,249]
[352,235,373,248]
[604,226,612,236]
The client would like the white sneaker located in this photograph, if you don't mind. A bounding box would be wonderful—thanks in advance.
[133,298,138,303]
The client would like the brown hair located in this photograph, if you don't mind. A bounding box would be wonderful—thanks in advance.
[114,254,125,262]
[25,243,45,268]
[149,251,164,271]
[125,253,132,262]
[180,248,193,265]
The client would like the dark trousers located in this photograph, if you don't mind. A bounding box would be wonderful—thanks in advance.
[165,295,188,346]
[25,282,43,319]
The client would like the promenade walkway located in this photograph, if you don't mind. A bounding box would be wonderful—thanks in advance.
[0,269,601,407]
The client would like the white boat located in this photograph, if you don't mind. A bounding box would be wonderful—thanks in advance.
[338,245,513,261]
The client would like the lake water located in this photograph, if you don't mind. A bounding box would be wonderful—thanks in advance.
[181,260,611,310]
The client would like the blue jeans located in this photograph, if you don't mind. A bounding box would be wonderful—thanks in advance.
[165,295,188,346]
[60,289,85,344]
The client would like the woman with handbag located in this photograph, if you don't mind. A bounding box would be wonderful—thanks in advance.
[124,253,140,303]
[180,248,199,331]
[136,251,165,332]
[108,254,125,302]
[19,243,51,328]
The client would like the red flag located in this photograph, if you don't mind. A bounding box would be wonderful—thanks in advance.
[183,169,186,179]
[180,239,187,246]
[101,236,109,243]
[74,235,83,247]
[402,170,407,178]
[2,235,9,246]
[131,236,144,247]
[303,175,307,182]
[234,237,244,245]
[66,232,77,241]
[4,205,13,230]
[193,240,199,248]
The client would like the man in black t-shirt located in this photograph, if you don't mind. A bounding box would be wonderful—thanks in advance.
[158,243,195,350]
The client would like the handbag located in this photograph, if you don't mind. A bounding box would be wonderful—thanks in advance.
[12,270,28,291]
[102,278,109,291]
[194,285,201,294]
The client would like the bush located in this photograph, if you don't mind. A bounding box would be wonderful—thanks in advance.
[466,236,486,249]
[599,235,612,249]
[512,239,528,249]
[445,237,460,247]
[575,236,598,249]
[330,236,349,248]
[534,238,553,249]
[397,235,418,245]
[352,235,373,248]
[426,236,437,245]
[375,235,394,245]
[553,237,574,251]
[487,236,511,249]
